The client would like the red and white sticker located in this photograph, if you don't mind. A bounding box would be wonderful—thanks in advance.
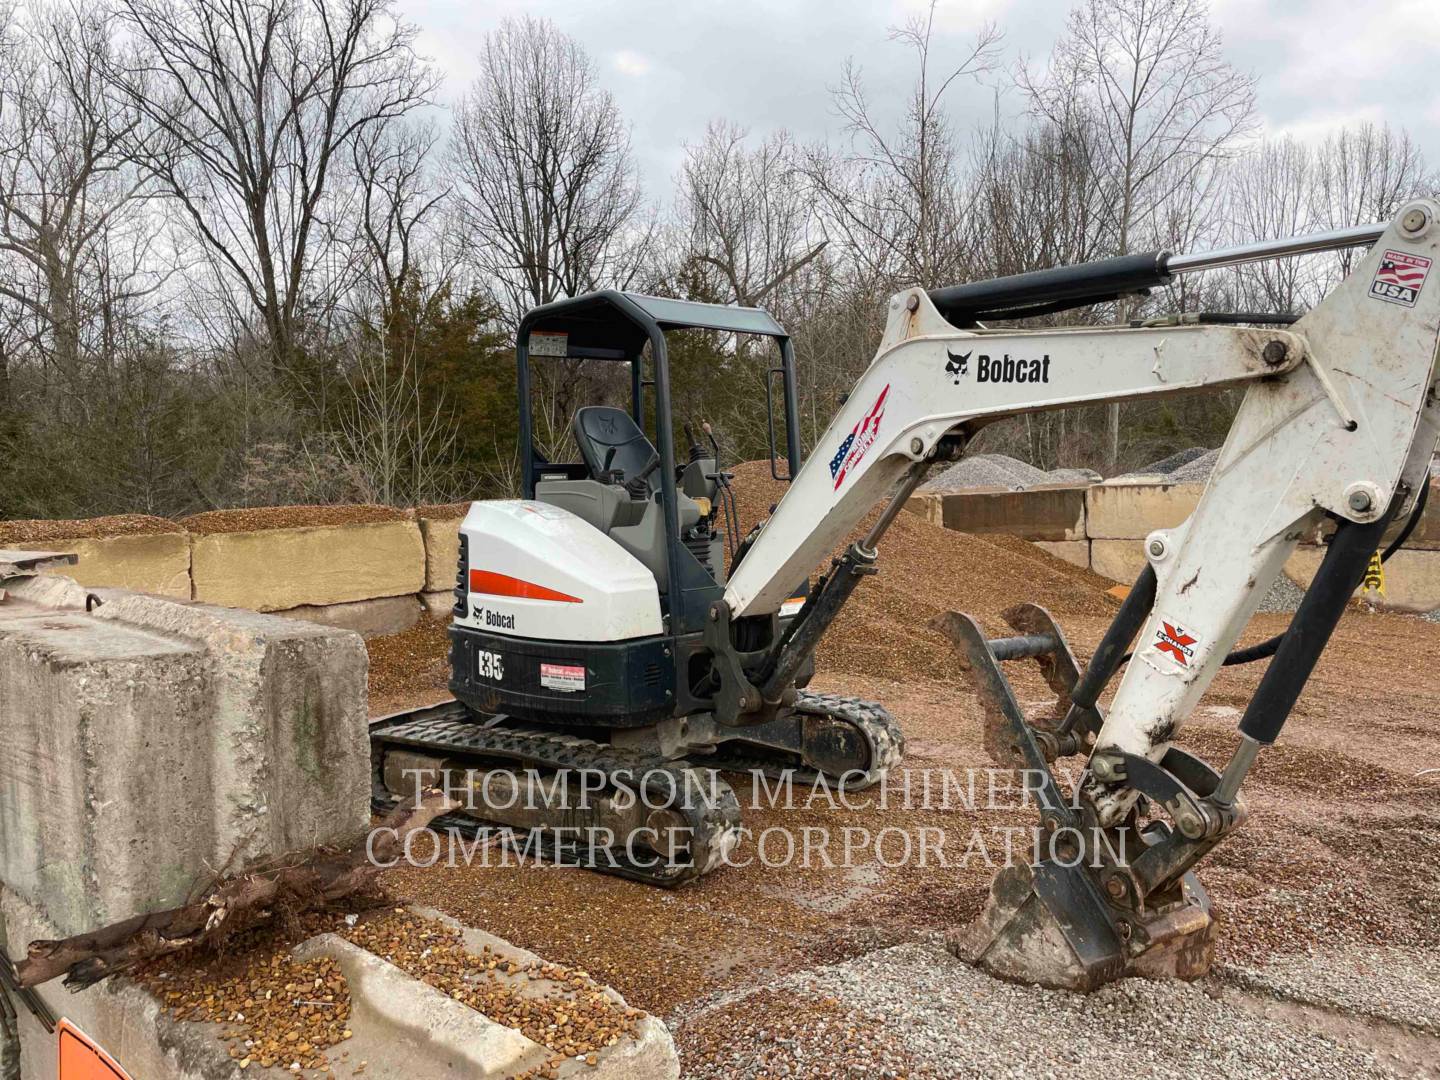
[540,662,586,692]
[1369,249,1432,308]
[1152,618,1200,668]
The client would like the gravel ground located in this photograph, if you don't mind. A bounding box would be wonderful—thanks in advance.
[673,941,1428,1079]
[1217,945,1440,1036]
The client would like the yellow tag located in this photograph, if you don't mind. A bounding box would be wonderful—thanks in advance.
[692,497,712,516]
[1361,550,1385,597]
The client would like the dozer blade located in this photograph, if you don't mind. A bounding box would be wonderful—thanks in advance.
[949,860,1215,993]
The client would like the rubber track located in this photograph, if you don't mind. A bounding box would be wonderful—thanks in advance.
[372,712,742,886]
[709,690,907,791]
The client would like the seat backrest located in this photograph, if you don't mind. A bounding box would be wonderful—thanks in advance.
[572,406,657,489]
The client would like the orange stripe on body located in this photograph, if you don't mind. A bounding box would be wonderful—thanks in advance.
[469,569,583,603]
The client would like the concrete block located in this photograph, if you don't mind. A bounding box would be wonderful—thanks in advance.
[1086,481,1206,540]
[903,494,943,526]
[28,533,191,598]
[418,513,466,593]
[190,520,425,611]
[1089,538,1148,584]
[0,587,369,935]
[1033,539,1091,569]
[296,934,550,1079]
[1283,546,1440,613]
[419,590,455,618]
[940,485,1087,541]
[3,888,247,1080]
[412,906,679,1080]
[278,594,422,638]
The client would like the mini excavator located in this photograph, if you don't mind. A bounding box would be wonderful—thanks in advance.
[373,201,1440,990]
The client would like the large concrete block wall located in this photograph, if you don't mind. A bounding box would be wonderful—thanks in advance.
[7,478,1438,630]
[190,520,426,611]
[911,476,1440,613]
[5,505,471,638]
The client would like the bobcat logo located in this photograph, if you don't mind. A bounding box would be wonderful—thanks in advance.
[945,349,971,383]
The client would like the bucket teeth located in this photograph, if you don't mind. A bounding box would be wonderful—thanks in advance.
[950,861,1215,993]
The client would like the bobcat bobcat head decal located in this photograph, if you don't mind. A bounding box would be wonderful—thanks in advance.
[945,349,971,383]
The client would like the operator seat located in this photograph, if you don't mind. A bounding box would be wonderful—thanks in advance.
[572,406,658,493]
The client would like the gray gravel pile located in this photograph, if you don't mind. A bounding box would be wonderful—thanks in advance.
[1217,946,1440,1037]
[1257,573,1307,613]
[1124,446,1221,483]
[924,454,1101,492]
[678,941,1419,1079]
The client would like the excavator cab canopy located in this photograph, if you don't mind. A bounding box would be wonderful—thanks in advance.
[514,290,802,633]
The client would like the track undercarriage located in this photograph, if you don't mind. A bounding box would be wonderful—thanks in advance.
[370,690,903,887]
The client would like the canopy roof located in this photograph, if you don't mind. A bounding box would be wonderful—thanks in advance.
[518,290,787,359]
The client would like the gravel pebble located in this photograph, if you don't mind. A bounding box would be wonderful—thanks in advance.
[0,513,182,543]
[182,504,407,534]
[922,454,1099,492]
[1217,946,1440,1036]
[674,942,1413,1079]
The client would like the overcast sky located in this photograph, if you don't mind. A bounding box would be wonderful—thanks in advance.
[403,0,1440,200]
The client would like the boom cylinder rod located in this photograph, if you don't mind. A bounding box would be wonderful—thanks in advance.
[1167,223,1385,275]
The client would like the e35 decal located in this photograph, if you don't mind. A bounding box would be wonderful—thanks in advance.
[476,650,505,681]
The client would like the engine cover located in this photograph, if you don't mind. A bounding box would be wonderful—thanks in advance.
[454,500,663,643]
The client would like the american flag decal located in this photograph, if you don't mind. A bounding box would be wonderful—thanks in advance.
[829,383,890,490]
[1370,249,1432,308]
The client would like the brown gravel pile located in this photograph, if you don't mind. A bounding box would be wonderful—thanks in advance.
[142,936,352,1073]
[366,616,451,715]
[415,501,471,520]
[0,514,182,543]
[725,459,1116,680]
[341,909,643,1077]
[182,504,407,535]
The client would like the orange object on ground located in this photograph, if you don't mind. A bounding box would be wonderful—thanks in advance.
[58,1020,132,1080]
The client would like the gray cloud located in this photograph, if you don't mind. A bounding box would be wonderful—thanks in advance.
[408,0,1440,199]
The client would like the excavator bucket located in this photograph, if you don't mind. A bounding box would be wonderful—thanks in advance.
[949,861,1215,992]
[937,604,1218,992]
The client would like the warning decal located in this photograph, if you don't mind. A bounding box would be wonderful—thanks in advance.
[59,1020,133,1080]
[528,331,569,357]
[1369,249,1432,307]
[540,662,586,692]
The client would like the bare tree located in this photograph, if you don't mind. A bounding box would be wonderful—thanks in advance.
[1224,137,1319,312]
[804,4,1000,292]
[1021,0,1256,470]
[1310,122,1432,282]
[679,121,825,308]
[0,3,156,402]
[450,15,648,323]
[351,117,448,311]
[111,0,435,372]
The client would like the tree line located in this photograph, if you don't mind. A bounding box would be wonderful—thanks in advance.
[0,0,1430,519]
